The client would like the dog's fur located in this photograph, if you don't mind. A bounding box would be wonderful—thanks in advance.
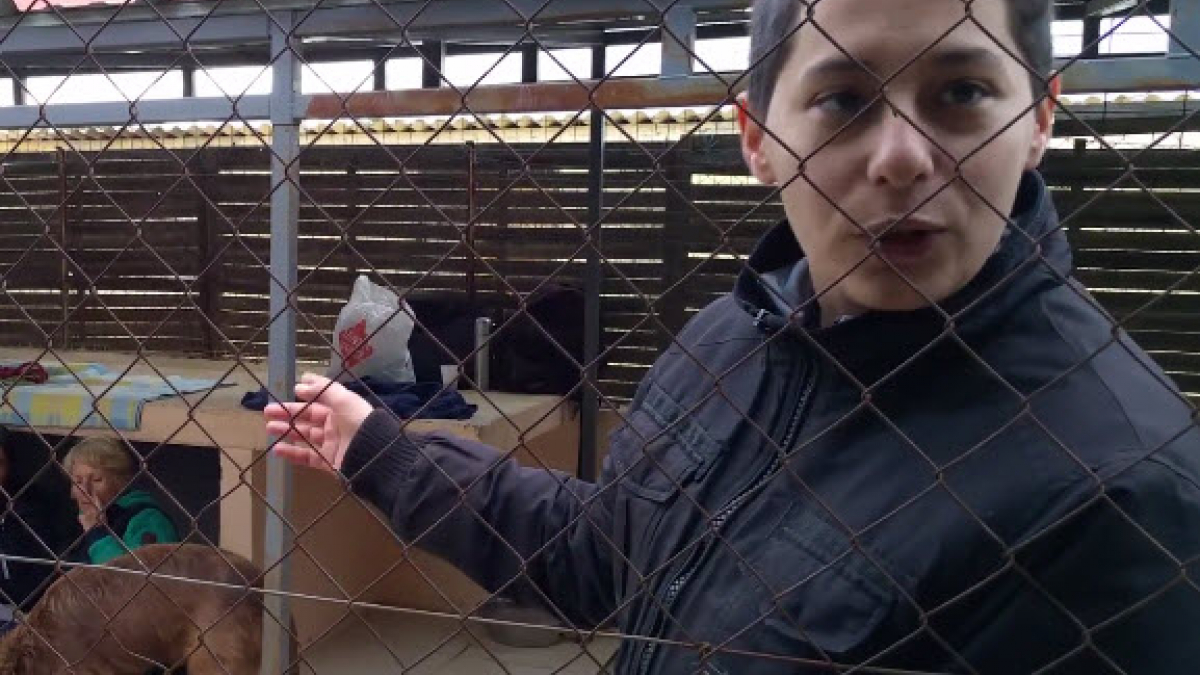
[0,544,267,674]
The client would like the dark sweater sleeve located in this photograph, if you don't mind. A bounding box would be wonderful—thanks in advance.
[342,408,618,629]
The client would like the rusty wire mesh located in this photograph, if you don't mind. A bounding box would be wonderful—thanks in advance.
[0,0,1196,673]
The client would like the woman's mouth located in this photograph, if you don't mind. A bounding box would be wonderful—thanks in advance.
[876,228,942,265]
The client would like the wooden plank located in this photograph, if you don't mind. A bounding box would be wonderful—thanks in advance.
[1074,250,1200,273]
[70,335,211,354]
[245,221,665,245]
[0,304,67,323]
[1142,350,1200,374]
[71,204,206,222]
[70,174,206,191]
[218,247,662,280]
[603,363,654,385]
[0,194,67,208]
[1057,195,1200,223]
[59,303,206,324]
[295,183,664,208]
[0,325,54,345]
[72,222,202,242]
[598,379,638,401]
[1164,372,1200,396]
[58,315,208,335]
[689,184,778,203]
[1075,269,1200,293]
[1129,331,1200,353]
[72,277,207,293]
[1121,311,1200,333]
[1090,291,1200,317]
[1068,228,1200,251]
[0,213,67,229]
[68,253,203,276]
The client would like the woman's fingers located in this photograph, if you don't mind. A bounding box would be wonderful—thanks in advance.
[265,375,360,475]
[296,373,339,402]
[265,401,330,422]
[271,442,336,472]
[266,417,327,447]
[271,443,315,466]
[266,420,308,442]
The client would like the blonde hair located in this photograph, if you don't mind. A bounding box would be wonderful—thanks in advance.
[63,437,137,483]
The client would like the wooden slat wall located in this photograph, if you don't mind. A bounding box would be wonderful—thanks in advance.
[0,138,1196,401]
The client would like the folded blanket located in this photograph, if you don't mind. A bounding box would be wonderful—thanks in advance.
[0,363,231,431]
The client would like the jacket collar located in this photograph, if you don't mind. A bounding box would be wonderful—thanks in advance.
[735,171,1069,380]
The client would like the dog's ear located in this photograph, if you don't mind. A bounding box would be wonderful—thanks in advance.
[0,627,45,675]
[0,631,25,674]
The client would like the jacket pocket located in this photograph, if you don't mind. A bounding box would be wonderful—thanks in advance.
[611,378,725,503]
[609,388,719,596]
[717,500,896,669]
[616,411,698,504]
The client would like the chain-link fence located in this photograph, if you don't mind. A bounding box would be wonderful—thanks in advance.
[0,0,1198,672]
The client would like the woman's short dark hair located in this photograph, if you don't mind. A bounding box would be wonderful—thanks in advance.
[746,0,1055,115]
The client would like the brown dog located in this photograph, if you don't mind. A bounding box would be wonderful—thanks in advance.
[0,544,268,674]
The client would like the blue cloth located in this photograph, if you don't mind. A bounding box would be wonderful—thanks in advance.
[0,363,230,431]
[241,378,477,421]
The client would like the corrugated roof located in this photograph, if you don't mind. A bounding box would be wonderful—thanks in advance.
[13,0,124,12]
[0,96,1192,152]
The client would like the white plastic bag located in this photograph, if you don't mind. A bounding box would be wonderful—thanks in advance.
[328,275,416,383]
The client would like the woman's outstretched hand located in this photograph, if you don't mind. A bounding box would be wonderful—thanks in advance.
[264,373,373,473]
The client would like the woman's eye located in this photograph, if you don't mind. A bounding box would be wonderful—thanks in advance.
[941,80,991,106]
[815,91,870,116]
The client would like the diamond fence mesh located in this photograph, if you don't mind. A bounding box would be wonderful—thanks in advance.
[0,0,1196,673]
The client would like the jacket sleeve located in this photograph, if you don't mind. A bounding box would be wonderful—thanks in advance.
[946,456,1200,673]
[342,409,619,629]
[1044,457,1200,673]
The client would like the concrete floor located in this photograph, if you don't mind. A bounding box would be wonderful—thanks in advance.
[298,609,620,674]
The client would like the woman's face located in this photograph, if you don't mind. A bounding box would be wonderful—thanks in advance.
[70,461,126,508]
[739,0,1056,321]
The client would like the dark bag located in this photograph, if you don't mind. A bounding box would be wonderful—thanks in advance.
[406,284,591,397]
[491,283,586,397]
[405,294,489,385]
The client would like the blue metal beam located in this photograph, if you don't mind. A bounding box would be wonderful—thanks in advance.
[1057,55,1200,92]
[0,50,1191,134]
[0,0,747,60]
[0,13,270,55]
[263,11,300,675]
[1169,0,1200,57]
[661,6,697,78]
[0,95,272,129]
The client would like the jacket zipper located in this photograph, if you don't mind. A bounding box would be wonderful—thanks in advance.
[635,357,816,675]
[0,515,8,580]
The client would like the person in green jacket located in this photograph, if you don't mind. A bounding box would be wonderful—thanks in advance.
[64,437,179,565]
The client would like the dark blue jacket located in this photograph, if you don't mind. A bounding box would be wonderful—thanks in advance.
[343,172,1200,674]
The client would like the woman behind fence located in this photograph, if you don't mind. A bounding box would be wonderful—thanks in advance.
[63,437,180,566]
[265,0,1200,671]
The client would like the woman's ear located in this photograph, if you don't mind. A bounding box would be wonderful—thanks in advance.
[1025,74,1061,170]
[737,92,779,186]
